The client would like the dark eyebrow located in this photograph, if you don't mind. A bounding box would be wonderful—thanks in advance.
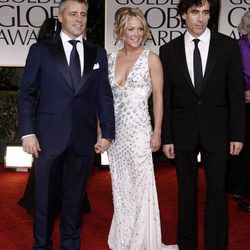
[190,8,210,13]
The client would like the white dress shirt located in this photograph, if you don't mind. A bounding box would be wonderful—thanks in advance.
[60,31,84,75]
[184,28,210,86]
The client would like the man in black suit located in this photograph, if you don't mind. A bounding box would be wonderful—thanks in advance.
[18,0,115,249]
[160,0,245,249]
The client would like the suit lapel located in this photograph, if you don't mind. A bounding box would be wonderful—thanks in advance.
[75,39,97,94]
[48,37,98,94]
[177,35,197,94]
[200,31,218,94]
[48,36,73,90]
[179,31,219,96]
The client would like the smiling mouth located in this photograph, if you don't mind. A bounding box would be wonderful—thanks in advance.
[131,38,142,42]
[74,25,82,29]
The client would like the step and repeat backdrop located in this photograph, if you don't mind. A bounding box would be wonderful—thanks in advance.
[218,0,250,38]
[105,0,186,54]
[0,0,59,66]
[0,0,249,66]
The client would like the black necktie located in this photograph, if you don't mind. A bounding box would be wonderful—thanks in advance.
[193,39,203,93]
[69,40,81,92]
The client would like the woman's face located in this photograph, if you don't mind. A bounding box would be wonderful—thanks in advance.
[122,16,144,48]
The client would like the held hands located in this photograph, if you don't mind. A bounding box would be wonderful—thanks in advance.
[22,135,41,158]
[94,138,112,154]
[94,125,112,153]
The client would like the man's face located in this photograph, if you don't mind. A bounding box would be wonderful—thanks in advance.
[58,1,87,39]
[182,0,210,38]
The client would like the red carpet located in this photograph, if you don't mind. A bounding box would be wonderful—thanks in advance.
[0,163,249,250]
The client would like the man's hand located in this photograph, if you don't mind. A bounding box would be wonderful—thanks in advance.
[230,141,243,155]
[94,138,112,153]
[245,90,250,103]
[22,135,41,158]
[163,144,175,159]
[94,138,102,154]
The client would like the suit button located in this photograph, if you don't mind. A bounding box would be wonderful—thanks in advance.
[197,101,202,104]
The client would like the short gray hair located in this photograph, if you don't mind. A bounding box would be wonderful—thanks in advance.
[59,0,88,13]
[238,10,250,35]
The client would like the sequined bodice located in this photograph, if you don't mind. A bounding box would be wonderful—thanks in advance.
[108,50,152,142]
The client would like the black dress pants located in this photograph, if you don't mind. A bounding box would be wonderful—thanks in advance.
[175,148,228,250]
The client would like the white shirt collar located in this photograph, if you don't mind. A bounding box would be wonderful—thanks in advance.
[185,28,210,45]
[60,31,83,45]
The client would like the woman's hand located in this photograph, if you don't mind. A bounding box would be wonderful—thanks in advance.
[150,131,161,152]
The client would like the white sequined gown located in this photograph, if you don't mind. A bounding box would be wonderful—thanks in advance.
[107,50,178,250]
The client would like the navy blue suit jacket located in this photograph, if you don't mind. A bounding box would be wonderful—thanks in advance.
[18,35,115,155]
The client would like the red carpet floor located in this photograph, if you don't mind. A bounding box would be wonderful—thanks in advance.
[0,162,249,250]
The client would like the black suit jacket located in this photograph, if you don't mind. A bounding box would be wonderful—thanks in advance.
[18,35,115,155]
[160,30,245,151]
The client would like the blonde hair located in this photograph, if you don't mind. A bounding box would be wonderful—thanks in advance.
[114,7,150,44]
[238,10,250,35]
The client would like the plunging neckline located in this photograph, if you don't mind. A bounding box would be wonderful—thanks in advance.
[113,50,145,88]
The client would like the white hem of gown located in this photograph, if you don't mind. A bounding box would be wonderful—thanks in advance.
[162,243,179,249]
[109,244,178,250]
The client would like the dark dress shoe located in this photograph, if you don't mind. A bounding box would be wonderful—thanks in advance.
[238,199,250,212]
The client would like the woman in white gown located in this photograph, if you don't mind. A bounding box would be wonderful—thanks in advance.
[98,7,178,250]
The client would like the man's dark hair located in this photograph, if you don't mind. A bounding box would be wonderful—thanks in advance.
[178,0,212,15]
[178,0,213,22]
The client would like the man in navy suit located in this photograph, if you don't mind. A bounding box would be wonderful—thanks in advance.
[160,0,245,249]
[18,0,115,249]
